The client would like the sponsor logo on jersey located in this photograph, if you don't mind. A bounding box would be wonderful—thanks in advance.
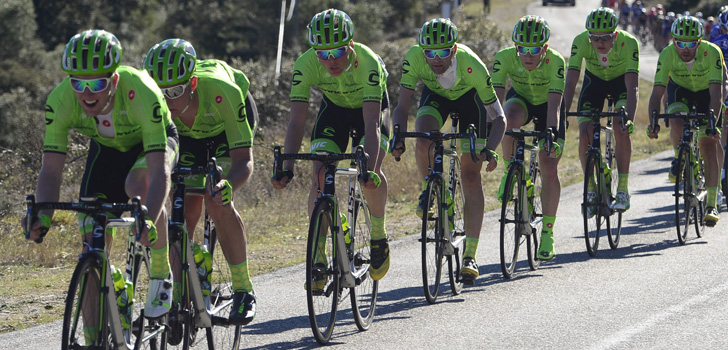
[216,96,223,104]
[322,127,336,137]
[467,67,472,73]
[129,90,135,100]
[152,102,163,123]
[292,70,303,86]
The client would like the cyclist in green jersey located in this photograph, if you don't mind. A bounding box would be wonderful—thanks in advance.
[493,15,565,260]
[563,7,639,212]
[647,16,725,225]
[391,18,506,284]
[22,30,178,319]
[270,9,391,280]
[144,39,257,325]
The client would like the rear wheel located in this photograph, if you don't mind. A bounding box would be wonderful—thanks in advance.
[447,158,465,295]
[62,255,108,350]
[306,199,339,344]
[584,153,602,256]
[421,179,444,304]
[350,195,378,331]
[499,164,523,279]
[675,147,695,245]
[206,225,242,350]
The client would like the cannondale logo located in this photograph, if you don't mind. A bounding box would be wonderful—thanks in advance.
[435,154,442,164]
[174,197,183,209]
[325,174,334,185]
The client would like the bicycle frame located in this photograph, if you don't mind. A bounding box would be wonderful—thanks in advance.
[506,129,545,236]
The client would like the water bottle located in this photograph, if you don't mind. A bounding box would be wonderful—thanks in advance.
[340,212,351,246]
[111,265,133,329]
[445,190,455,232]
[603,161,612,195]
[192,243,212,296]
[526,178,535,213]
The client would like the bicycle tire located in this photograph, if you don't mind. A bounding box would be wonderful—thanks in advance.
[130,249,168,350]
[500,164,523,279]
[306,198,339,344]
[722,145,728,209]
[206,225,242,350]
[447,158,466,295]
[62,254,110,349]
[527,159,542,271]
[583,152,602,256]
[350,194,378,331]
[421,179,444,304]
[604,139,622,250]
[166,236,194,350]
[695,148,706,238]
[675,146,695,244]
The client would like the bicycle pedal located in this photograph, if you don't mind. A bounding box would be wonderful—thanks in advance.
[705,220,717,228]
[460,275,475,286]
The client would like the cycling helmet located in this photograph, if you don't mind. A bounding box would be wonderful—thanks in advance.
[307,9,354,49]
[418,18,458,49]
[719,10,728,29]
[585,7,619,33]
[671,16,704,41]
[61,30,122,75]
[143,39,197,86]
[512,15,550,47]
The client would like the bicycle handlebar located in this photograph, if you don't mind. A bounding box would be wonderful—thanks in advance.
[566,107,628,132]
[506,128,555,157]
[273,145,371,183]
[25,195,147,244]
[651,109,717,136]
[389,123,478,163]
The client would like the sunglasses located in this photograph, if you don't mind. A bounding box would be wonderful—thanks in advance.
[516,46,544,56]
[674,40,698,49]
[315,46,349,60]
[588,33,614,42]
[161,82,189,99]
[69,77,112,93]
[423,48,453,59]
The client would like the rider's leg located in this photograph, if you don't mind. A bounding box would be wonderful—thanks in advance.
[459,155,485,259]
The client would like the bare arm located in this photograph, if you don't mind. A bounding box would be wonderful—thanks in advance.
[143,150,171,224]
[23,152,66,240]
[362,101,382,172]
[282,101,309,171]
[563,69,581,113]
[494,87,506,110]
[624,72,639,122]
[390,87,415,158]
[647,85,666,138]
[547,92,562,130]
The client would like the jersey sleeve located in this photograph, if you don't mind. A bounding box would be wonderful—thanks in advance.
[625,35,640,75]
[491,49,508,89]
[653,48,671,87]
[467,53,497,105]
[42,82,74,154]
[399,46,421,91]
[290,50,317,103]
[567,33,586,71]
[358,48,385,103]
[548,51,566,95]
[125,70,171,153]
[709,44,725,85]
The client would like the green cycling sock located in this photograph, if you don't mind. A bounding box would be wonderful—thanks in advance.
[230,260,253,293]
[464,237,479,259]
[149,243,171,279]
[707,187,718,208]
[617,173,629,193]
[370,214,387,241]
[542,215,556,235]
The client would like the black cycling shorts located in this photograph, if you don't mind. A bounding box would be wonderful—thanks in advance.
[505,88,566,140]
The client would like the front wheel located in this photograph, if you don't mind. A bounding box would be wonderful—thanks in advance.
[62,254,109,350]
[206,226,242,350]
[306,199,339,344]
[447,158,466,295]
[675,147,695,245]
[350,196,378,331]
[605,155,622,250]
[421,179,444,304]
[500,164,523,279]
[583,153,602,256]
[527,161,543,270]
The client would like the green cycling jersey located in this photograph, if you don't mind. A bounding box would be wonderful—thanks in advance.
[654,41,724,92]
[492,46,565,105]
[44,65,173,154]
[568,30,639,81]
[290,42,385,108]
[174,59,253,149]
[399,43,498,105]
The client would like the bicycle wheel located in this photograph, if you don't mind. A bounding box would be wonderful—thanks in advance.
[306,199,339,344]
[421,178,444,304]
[62,254,110,349]
[675,146,694,245]
[583,153,602,256]
[527,160,542,271]
[130,248,168,350]
[500,164,523,279]
[349,195,378,331]
[166,237,194,350]
[722,145,728,209]
[447,158,466,295]
[604,147,622,250]
[695,150,706,238]
[206,225,242,350]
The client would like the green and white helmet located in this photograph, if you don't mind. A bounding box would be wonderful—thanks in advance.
[671,16,704,41]
[143,39,197,86]
[61,30,122,75]
[512,15,550,47]
[418,18,458,49]
[585,7,619,33]
[307,9,354,49]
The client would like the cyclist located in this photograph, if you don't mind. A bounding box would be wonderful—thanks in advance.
[21,30,178,320]
[143,39,257,325]
[563,7,639,213]
[270,9,391,281]
[708,11,728,206]
[647,16,725,226]
[390,18,506,283]
[493,15,565,261]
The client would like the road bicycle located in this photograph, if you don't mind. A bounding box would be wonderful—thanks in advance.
[498,128,551,278]
[25,195,167,349]
[566,100,625,256]
[651,108,717,244]
[167,158,241,349]
[389,115,477,304]
[273,141,378,344]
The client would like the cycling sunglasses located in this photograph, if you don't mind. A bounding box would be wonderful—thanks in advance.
[516,46,544,56]
[588,33,614,42]
[674,40,698,49]
[315,46,349,60]
[423,48,453,59]
[161,82,189,99]
[69,77,112,93]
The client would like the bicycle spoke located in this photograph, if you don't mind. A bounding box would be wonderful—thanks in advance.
[350,196,378,331]
[306,200,339,344]
[500,166,521,279]
[421,180,444,304]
